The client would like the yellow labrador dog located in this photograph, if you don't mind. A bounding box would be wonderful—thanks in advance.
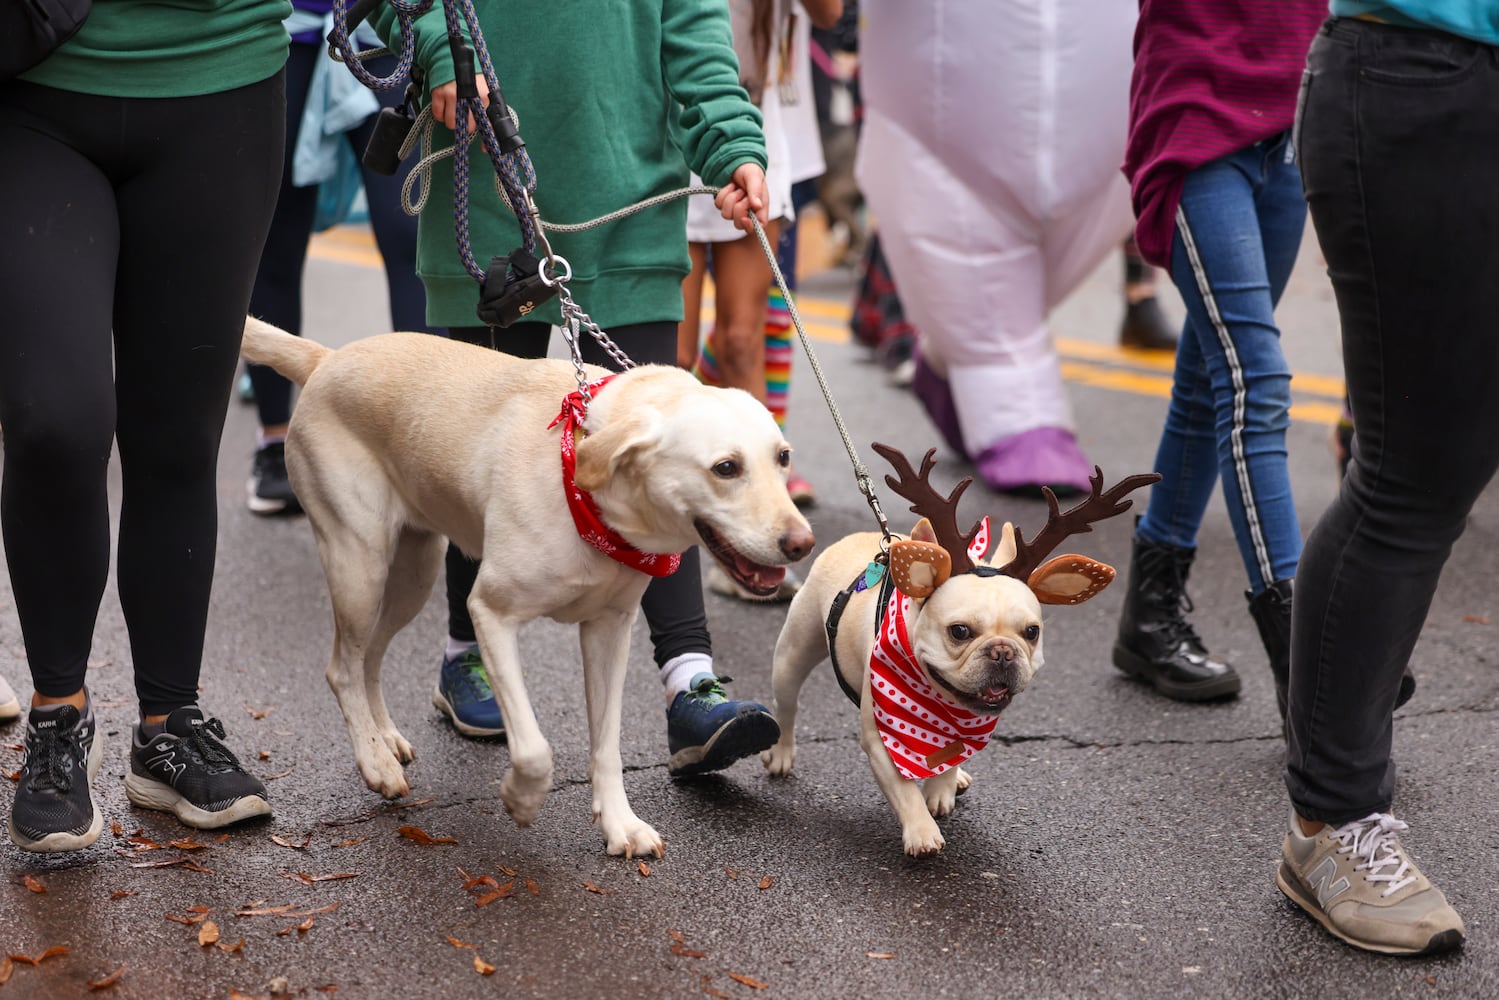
[763,445,1155,856]
[240,318,813,858]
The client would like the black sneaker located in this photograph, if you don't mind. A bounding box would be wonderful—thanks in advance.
[247,441,301,516]
[8,702,104,852]
[125,707,271,828]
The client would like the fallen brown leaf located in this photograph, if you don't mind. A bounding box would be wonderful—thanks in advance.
[110,819,124,837]
[3,769,18,782]
[668,929,706,959]
[109,891,134,901]
[282,871,359,884]
[330,837,365,848]
[243,703,274,720]
[0,958,11,986]
[265,766,296,780]
[22,874,45,893]
[270,834,311,850]
[637,861,652,877]
[234,904,297,916]
[727,973,767,990]
[497,865,517,876]
[297,914,316,933]
[865,952,897,959]
[397,825,457,846]
[258,751,272,761]
[582,881,614,895]
[165,912,208,926]
[34,947,68,964]
[275,925,294,938]
[198,921,220,947]
[168,837,208,851]
[217,939,245,953]
[446,937,477,950]
[757,875,773,890]
[473,955,496,976]
[700,976,730,1000]
[473,882,515,906]
[1463,614,1489,625]
[463,875,499,892]
[724,866,740,881]
[87,963,126,991]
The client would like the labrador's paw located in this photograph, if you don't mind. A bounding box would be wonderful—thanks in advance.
[382,729,415,764]
[499,766,549,826]
[761,740,796,777]
[357,751,410,800]
[600,815,665,860]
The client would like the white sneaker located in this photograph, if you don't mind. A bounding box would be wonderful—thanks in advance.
[1276,808,1464,956]
[0,673,19,722]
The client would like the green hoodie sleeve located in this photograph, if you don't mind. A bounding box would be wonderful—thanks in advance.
[660,0,768,187]
[369,1,468,98]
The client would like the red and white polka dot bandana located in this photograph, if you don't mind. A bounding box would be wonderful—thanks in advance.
[870,517,998,780]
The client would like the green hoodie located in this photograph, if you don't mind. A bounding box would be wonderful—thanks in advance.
[21,0,291,98]
[374,0,766,329]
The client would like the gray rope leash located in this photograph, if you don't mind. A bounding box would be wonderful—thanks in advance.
[396,128,892,541]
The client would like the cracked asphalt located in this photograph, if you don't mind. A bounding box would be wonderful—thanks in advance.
[4,227,1498,999]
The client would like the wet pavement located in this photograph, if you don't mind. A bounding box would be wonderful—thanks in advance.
[3,226,1498,999]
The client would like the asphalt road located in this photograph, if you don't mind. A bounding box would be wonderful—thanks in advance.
[3,223,1498,1000]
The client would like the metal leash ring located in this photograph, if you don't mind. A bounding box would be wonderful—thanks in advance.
[538,253,573,287]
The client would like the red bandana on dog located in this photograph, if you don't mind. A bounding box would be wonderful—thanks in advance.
[549,376,681,578]
[870,517,998,780]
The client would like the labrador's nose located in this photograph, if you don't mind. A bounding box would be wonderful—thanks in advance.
[779,524,815,561]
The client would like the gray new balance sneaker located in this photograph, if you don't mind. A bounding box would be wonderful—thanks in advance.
[1276,809,1465,956]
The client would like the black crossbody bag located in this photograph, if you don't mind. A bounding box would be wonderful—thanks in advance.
[2,0,93,81]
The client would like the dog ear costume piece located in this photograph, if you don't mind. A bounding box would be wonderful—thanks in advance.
[888,540,951,598]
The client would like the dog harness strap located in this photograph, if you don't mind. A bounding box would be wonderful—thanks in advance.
[550,376,683,578]
[824,567,893,708]
[870,591,1000,780]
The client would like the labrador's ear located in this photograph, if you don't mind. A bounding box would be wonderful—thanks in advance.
[1028,555,1116,606]
[574,407,663,492]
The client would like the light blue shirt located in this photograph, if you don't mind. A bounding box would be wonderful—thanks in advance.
[1332,1,1499,42]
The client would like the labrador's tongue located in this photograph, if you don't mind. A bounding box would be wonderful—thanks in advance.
[737,559,787,593]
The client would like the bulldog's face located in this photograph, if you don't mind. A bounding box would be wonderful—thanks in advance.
[904,570,1044,716]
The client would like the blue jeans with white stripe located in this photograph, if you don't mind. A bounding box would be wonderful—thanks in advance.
[1137,132,1306,595]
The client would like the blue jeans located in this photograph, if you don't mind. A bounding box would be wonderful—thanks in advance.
[1137,133,1306,595]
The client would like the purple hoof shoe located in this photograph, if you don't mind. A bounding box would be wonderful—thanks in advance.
[911,351,968,459]
[975,428,1094,498]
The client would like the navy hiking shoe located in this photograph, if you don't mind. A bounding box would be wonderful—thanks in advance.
[247,441,301,516]
[125,707,271,828]
[433,648,506,739]
[666,673,780,777]
[9,702,104,852]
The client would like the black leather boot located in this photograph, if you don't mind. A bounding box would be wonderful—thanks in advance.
[1113,531,1241,700]
[1247,578,1293,722]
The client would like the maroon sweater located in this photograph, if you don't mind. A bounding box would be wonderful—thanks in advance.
[1123,0,1327,267]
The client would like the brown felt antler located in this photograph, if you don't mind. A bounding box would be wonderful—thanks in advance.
[998,467,1162,581]
[872,443,986,575]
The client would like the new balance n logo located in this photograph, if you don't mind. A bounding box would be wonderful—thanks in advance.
[1308,857,1350,906]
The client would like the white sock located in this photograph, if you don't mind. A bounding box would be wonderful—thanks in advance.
[445,637,479,660]
[257,430,286,450]
[660,652,714,702]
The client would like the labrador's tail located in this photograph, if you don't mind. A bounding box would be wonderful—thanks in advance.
[240,316,333,386]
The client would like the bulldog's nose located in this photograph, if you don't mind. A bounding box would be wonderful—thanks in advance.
[779,524,815,561]
[985,639,1016,664]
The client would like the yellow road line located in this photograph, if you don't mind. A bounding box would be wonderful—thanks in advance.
[308,225,1345,422]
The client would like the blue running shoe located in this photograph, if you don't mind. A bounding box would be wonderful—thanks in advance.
[666,673,780,777]
[433,648,506,739]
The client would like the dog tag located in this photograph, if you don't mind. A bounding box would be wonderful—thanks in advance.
[862,561,886,590]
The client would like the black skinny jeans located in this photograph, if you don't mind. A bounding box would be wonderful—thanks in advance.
[445,322,712,666]
[0,74,285,714]
[248,44,437,428]
[1288,18,1499,822]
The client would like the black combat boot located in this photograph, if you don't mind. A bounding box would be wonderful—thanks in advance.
[1113,530,1241,701]
[1247,578,1293,722]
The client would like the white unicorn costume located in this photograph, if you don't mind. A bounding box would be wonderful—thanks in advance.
[856,0,1136,493]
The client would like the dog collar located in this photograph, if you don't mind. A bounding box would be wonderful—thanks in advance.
[550,376,682,578]
[870,590,1000,780]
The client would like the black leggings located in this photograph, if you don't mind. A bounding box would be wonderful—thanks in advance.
[444,322,712,666]
[0,74,285,714]
[247,44,436,427]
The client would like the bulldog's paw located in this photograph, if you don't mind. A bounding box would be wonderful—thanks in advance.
[600,816,665,859]
[761,740,796,777]
[902,819,945,858]
[499,766,549,827]
[382,729,415,764]
[924,782,958,817]
[954,767,973,794]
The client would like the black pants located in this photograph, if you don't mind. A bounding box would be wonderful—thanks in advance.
[247,44,436,427]
[0,74,285,714]
[444,322,712,666]
[1288,18,1499,822]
